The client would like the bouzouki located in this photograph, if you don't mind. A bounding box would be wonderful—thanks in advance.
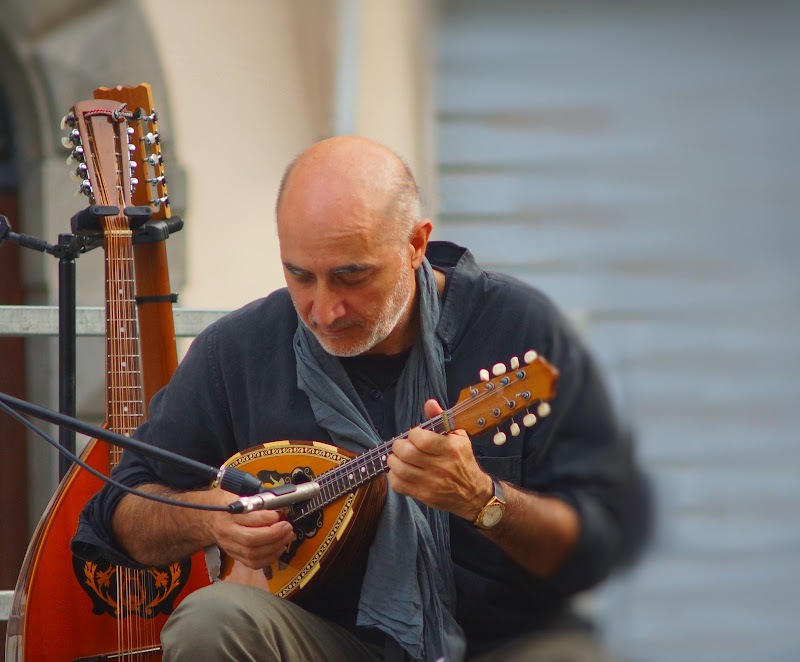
[5,87,206,662]
[211,351,558,600]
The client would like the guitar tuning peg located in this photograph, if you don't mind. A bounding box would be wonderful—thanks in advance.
[509,356,520,370]
[130,177,139,187]
[60,113,76,130]
[74,180,92,198]
[510,422,521,437]
[479,369,490,382]
[141,131,160,146]
[68,163,88,182]
[493,431,507,446]
[492,362,506,376]
[129,160,137,171]
[61,129,81,149]
[524,350,538,364]
[537,402,551,418]
[145,153,163,166]
[66,146,85,165]
[128,143,136,153]
[522,412,537,427]
[127,126,135,135]
[150,195,169,208]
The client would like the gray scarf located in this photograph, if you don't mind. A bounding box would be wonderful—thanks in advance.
[293,258,465,662]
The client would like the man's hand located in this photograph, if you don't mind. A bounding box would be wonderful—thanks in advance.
[387,399,492,522]
[113,484,296,569]
[207,489,297,570]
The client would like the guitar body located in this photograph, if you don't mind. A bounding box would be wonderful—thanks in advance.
[6,439,194,662]
[213,351,559,606]
[5,85,210,661]
[217,441,387,599]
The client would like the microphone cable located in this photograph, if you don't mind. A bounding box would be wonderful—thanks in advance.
[0,398,231,513]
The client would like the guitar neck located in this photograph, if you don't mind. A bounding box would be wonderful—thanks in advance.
[290,418,449,521]
[104,226,145,462]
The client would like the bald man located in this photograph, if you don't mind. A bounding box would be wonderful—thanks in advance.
[74,137,644,662]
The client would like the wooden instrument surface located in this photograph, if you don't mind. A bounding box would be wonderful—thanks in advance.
[214,351,559,601]
[5,85,207,662]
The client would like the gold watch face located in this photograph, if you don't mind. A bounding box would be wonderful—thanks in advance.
[480,502,504,528]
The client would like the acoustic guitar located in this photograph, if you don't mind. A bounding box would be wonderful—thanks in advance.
[5,88,207,661]
[210,351,558,600]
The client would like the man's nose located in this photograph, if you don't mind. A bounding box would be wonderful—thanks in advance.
[311,285,345,327]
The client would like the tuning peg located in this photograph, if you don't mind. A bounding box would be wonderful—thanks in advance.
[127,143,136,153]
[492,362,506,376]
[129,160,137,171]
[524,350,538,364]
[141,131,160,146]
[74,180,92,198]
[60,113,76,130]
[510,422,521,437]
[68,163,89,182]
[147,175,167,185]
[493,431,507,446]
[130,177,139,187]
[523,412,537,427]
[66,146,85,165]
[537,402,551,418]
[479,369,490,382]
[150,195,169,208]
[127,126,135,136]
[509,356,520,370]
[61,129,81,149]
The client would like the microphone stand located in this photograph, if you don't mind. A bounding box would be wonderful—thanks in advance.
[1,208,183,480]
[0,390,266,497]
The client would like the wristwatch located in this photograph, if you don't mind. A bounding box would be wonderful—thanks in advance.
[473,476,505,530]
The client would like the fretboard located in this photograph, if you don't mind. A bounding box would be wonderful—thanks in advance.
[104,228,144,467]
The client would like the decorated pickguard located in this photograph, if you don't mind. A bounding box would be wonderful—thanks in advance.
[72,556,190,619]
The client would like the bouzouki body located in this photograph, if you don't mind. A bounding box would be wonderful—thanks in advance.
[5,85,208,662]
[213,352,559,601]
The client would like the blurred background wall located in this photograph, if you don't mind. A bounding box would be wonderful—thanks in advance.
[1,0,798,659]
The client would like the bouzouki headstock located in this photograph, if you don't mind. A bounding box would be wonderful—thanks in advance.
[93,83,171,220]
[447,350,559,445]
[62,99,136,228]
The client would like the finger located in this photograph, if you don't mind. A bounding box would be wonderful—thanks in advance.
[423,398,444,419]
[231,508,286,527]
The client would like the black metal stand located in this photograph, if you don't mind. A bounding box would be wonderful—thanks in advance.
[1,215,96,480]
[1,208,184,481]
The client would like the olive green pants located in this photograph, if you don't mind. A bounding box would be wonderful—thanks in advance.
[161,582,619,662]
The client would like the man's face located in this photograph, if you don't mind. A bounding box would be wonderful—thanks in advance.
[278,209,416,357]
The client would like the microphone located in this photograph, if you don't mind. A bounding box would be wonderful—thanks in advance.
[228,481,321,514]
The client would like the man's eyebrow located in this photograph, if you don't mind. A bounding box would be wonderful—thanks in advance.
[330,264,371,275]
[282,262,372,276]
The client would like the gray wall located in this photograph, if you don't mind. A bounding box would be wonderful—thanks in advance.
[435,1,800,661]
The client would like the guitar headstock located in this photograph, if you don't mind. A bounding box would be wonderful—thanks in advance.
[93,84,171,220]
[448,350,559,445]
[62,99,136,231]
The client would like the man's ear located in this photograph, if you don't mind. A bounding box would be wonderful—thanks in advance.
[409,219,433,268]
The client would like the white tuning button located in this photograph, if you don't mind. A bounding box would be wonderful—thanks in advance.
[510,422,521,437]
[493,431,507,446]
[523,413,537,427]
[537,402,551,418]
[479,369,490,382]
[142,131,159,145]
[60,114,76,130]
[510,356,520,370]
[524,350,538,364]
[492,362,506,376]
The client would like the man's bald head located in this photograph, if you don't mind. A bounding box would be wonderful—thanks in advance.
[275,136,422,246]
